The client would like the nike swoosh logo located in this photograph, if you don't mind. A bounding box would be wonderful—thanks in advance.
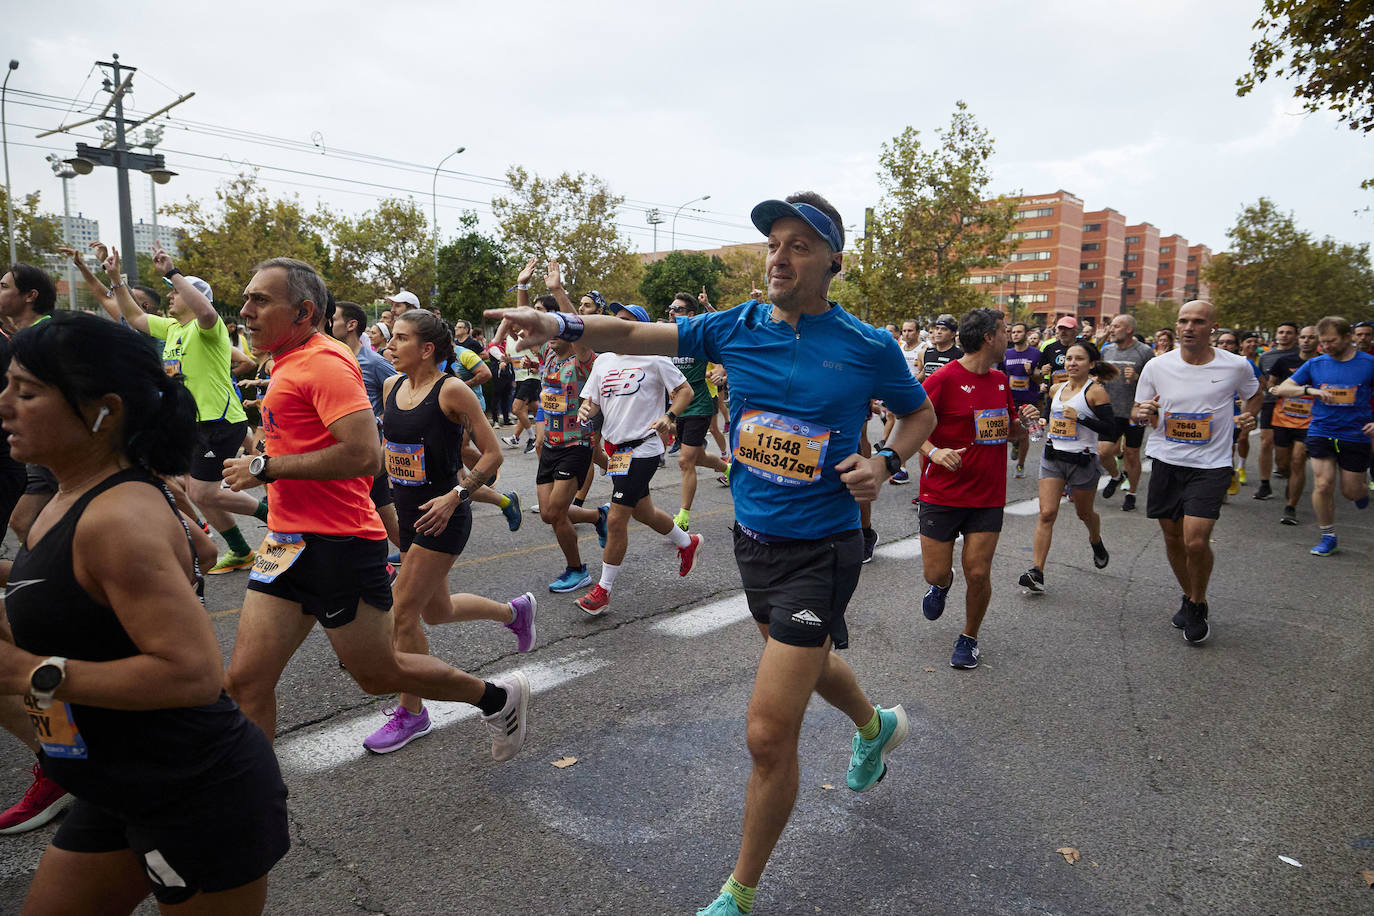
[323,607,347,619]
[5,579,45,595]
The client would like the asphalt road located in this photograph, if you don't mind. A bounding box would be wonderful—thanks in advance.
[2,427,1372,915]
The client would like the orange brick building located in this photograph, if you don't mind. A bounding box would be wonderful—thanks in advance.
[964,190,1211,327]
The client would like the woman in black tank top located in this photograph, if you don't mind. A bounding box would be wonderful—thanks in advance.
[361,311,537,755]
[0,313,287,913]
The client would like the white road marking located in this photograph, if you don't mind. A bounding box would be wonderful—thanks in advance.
[651,593,751,638]
[875,536,924,560]
[276,650,610,774]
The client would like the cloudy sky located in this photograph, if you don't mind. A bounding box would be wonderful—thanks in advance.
[5,0,1370,268]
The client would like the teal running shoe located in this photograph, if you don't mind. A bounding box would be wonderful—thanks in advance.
[846,704,909,792]
[595,504,609,549]
[502,492,522,531]
[697,892,744,916]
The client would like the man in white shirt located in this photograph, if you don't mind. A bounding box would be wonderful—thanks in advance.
[573,303,700,615]
[1132,300,1261,645]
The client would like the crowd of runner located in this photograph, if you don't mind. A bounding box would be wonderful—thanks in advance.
[0,191,1369,914]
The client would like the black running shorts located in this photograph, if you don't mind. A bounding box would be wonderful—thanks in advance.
[1272,426,1306,450]
[918,503,1004,542]
[397,499,472,556]
[1107,417,1146,449]
[1259,401,1276,430]
[513,378,541,404]
[1305,436,1373,473]
[190,420,249,482]
[674,415,711,448]
[246,533,393,625]
[733,525,862,650]
[609,455,659,507]
[1146,459,1231,521]
[536,444,593,486]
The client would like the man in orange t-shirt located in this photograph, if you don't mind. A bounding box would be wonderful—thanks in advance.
[220,259,531,760]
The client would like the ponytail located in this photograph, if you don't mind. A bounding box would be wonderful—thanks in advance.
[129,373,198,474]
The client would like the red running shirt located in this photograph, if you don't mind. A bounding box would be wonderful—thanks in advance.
[918,360,1018,509]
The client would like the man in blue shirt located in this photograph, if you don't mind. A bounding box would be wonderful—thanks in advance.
[1271,315,1374,556]
[332,300,401,552]
[488,192,935,916]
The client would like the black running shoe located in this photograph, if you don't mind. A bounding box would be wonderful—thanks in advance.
[1171,595,1191,629]
[1018,566,1045,593]
[1253,481,1273,500]
[1102,474,1124,499]
[1121,493,1136,512]
[1184,601,1209,644]
[862,527,879,565]
[1091,539,1109,569]
[1280,505,1298,526]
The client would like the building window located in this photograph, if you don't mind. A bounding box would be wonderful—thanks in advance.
[1160,246,1172,254]
[1009,250,1052,262]
[1159,261,1170,271]
[1010,229,1052,241]
[1187,269,1196,276]
[1188,255,1197,261]
[1080,262,1100,271]
[1079,280,1098,289]
[1017,207,1054,220]
[1126,287,1137,296]
[1125,235,1140,244]
[1125,253,1139,261]
[1081,242,1100,251]
[1124,271,1137,279]
[1083,223,1102,233]
[1078,300,1096,309]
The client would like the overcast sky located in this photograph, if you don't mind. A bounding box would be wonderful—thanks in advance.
[5,0,1370,271]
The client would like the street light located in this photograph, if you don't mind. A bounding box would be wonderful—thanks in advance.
[670,194,710,252]
[46,154,78,309]
[3,59,19,264]
[431,146,465,300]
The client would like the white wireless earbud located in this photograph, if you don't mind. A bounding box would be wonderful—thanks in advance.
[91,406,111,433]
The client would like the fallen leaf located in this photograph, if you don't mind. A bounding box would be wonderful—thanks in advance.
[821,784,834,790]
[1360,869,1374,887]
[923,667,935,673]
[1056,847,1081,864]
[552,756,578,769]
[1091,861,1099,868]
[1278,855,1302,868]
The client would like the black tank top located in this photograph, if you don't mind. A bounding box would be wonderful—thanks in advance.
[383,375,464,506]
[5,468,269,815]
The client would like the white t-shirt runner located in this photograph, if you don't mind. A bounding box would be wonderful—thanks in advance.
[580,353,687,459]
[899,341,922,376]
[1136,348,1259,470]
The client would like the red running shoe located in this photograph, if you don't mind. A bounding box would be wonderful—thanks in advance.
[576,584,610,616]
[0,762,71,834]
[678,533,704,577]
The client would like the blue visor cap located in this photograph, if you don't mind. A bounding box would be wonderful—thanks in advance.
[750,200,844,253]
[608,302,651,323]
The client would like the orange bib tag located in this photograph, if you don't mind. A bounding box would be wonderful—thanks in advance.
[973,408,1009,445]
[162,359,182,378]
[606,448,634,476]
[1278,397,1312,420]
[733,409,830,487]
[384,441,427,486]
[1010,376,1029,391]
[1047,410,1078,441]
[26,697,87,759]
[1322,385,1357,405]
[249,531,306,584]
[1051,370,1068,385]
[1164,411,1210,444]
[540,389,569,413]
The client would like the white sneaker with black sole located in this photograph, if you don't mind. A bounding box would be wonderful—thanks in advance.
[481,671,530,761]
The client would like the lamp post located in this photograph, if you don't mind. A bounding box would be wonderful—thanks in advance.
[430,146,465,301]
[3,59,19,264]
[670,194,710,252]
[645,208,664,260]
[46,154,77,309]
[139,125,165,250]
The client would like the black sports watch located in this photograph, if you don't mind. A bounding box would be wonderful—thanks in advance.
[875,448,903,477]
[164,266,182,280]
[29,657,67,710]
[248,454,273,482]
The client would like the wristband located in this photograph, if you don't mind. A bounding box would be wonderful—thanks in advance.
[554,312,585,342]
[666,410,678,422]
[516,283,531,291]
[109,275,126,290]
[164,266,182,280]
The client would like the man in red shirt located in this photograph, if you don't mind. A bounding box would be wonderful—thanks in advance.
[916,308,1039,668]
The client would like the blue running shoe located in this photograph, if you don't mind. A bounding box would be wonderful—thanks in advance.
[950,633,980,669]
[889,468,910,485]
[386,551,401,566]
[922,580,949,621]
[549,565,591,593]
[595,504,609,549]
[697,893,744,916]
[1310,534,1338,556]
[502,492,522,531]
[846,704,909,792]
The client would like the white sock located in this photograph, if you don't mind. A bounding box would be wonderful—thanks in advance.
[599,563,620,590]
[665,524,692,548]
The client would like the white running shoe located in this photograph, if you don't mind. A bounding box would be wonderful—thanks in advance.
[481,671,530,762]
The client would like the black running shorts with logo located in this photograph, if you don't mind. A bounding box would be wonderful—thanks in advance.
[1306,436,1373,473]
[732,525,862,650]
[246,533,393,626]
[536,443,593,486]
[190,420,250,482]
[674,415,710,448]
[52,747,289,905]
[918,502,1004,542]
[1107,417,1146,449]
[513,378,541,404]
[1146,459,1231,521]
[397,499,473,555]
[609,455,659,507]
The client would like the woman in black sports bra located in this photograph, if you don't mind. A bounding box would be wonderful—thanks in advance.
[0,313,287,914]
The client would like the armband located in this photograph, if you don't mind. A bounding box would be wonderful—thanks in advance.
[515,283,531,291]
[554,312,585,342]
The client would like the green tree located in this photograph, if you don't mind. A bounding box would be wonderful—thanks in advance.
[639,251,724,316]
[0,186,61,268]
[847,102,1020,327]
[715,245,768,308]
[1205,197,1374,329]
[324,197,433,307]
[492,167,631,295]
[1237,0,1374,186]
[596,252,646,307]
[435,211,509,326]
[1130,298,1182,336]
[161,172,331,308]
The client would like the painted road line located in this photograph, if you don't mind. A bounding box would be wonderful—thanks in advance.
[275,649,610,774]
[651,593,751,638]
[875,536,923,560]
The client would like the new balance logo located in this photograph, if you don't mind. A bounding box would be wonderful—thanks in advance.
[791,609,822,626]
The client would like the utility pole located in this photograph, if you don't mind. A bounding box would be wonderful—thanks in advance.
[1119,238,1131,316]
[46,154,77,309]
[863,207,873,322]
[645,208,664,260]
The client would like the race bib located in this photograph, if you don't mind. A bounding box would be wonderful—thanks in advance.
[1322,385,1357,405]
[162,358,182,378]
[1010,376,1029,391]
[1278,397,1312,420]
[1047,410,1078,441]
[540,389,569,414]
[1051,370,1068,385]
[733,409,830,487]
[607,447,634,477]
[25,696,87,759]
[1164,411,1210,444]
[249,531,306,584]
[384,441,427,486]
[973,408,1009,445]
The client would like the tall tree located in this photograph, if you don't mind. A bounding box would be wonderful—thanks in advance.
[0,186,61,268]
[1237,0,1374,186]
[492,167,631,295]
[435,211,509,326]
[715,245,768,308]
[1205,197,1374,329]
[324,197,433,306]
[847,102,1020,327]
[161,172,330,307]
[639,251,724,316]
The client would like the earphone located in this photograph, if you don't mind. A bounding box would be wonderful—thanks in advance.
[91,406,111,433]
[830,261,842,274]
